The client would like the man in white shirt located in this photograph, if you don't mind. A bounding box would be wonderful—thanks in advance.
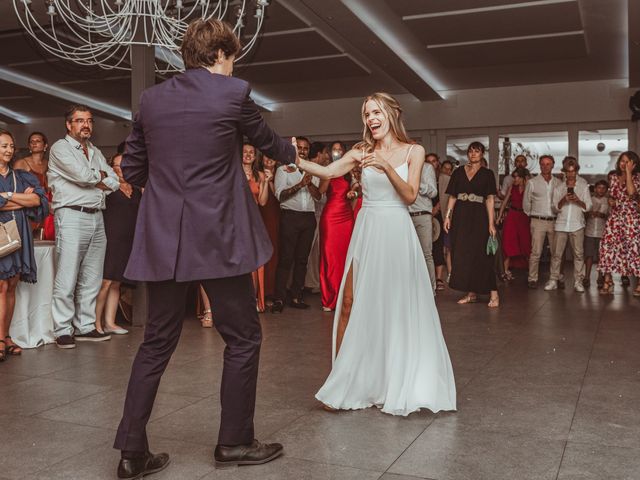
[523,155,561,288]
[48,104,120,348]
[304,142,329,293]
[544,157,592,292]
[272,137,321,313]
[409,156,438,292]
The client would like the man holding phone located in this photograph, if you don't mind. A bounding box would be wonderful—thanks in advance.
[545,157,592,292]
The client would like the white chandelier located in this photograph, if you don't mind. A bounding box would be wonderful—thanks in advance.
[13,0,270,73]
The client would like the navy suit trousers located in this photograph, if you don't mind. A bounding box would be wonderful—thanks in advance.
[114,274,261,451]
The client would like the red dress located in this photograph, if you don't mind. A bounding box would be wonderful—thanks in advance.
[319,177,355,309]
[502,185,531,259]
[247,175,265,312]
[259,184,280,297]
[31,170,55,240]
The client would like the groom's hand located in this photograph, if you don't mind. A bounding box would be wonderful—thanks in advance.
[292,137,302,167]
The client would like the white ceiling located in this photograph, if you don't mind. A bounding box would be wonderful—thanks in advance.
[0,0,635,124]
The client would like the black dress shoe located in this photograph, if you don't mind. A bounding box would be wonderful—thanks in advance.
[527,281,538,289]
[117,452,170,479]
[289,299,310,309]
[214,439,284,469]
[270,300,284,314]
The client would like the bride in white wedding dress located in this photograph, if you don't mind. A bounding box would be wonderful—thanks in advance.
[295,92,456,416]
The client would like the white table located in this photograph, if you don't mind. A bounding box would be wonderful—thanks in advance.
[9,241,55,349]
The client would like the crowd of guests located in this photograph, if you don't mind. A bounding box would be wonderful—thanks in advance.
[0,104,141,360]
[1,105,639,359]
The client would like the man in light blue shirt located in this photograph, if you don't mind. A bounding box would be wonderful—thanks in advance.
[48,104,119,349]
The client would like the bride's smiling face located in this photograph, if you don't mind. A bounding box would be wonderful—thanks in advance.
[364,100,389,140]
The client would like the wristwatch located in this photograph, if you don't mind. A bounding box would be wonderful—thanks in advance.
[7,192,13,200]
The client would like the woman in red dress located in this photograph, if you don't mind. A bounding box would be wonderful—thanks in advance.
[497,167,531,281]
[319,142,355,311]
[13,132,54,240]
[259,154,280,300]
[243,144,270,312]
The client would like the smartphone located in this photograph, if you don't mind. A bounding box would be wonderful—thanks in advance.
[567,187,575,195]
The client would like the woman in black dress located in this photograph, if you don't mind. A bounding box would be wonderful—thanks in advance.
[0,129,48,360]
[95,152,142,335]
[443,142,499,307]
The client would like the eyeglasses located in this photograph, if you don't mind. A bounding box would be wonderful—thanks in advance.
[71,118,94,125]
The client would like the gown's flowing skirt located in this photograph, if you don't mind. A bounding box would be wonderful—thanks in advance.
[315,203,457,415]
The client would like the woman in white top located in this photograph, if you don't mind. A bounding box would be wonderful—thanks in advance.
[295,92,456,416]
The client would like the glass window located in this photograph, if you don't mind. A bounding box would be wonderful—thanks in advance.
[578,129,628,177]
[499,132,568,176]
[446,135,489,167]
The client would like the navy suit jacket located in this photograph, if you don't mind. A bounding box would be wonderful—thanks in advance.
[122,68,296,282]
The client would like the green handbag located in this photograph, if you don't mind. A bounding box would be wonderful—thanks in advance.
[486,235,498,256]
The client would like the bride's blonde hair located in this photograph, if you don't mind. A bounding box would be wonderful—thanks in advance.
[354,92,412,154]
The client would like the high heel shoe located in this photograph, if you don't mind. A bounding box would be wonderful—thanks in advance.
[599,279,614,295]
[200,308,213,328]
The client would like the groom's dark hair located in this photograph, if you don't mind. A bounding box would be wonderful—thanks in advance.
[181,19,242,69]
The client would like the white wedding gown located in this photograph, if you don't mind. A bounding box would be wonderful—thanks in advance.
[315,147,457,415]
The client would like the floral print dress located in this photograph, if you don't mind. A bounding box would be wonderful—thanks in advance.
[598,173,640,276]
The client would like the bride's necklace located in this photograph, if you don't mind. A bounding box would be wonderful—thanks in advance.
[375,145,403,163]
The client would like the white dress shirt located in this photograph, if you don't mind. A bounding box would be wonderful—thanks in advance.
[274,165,319,212]
[48,135,119,210]
[552,176,592,233]
[523,174,561,218]
[409,163,438,213]
[585,195,609,238]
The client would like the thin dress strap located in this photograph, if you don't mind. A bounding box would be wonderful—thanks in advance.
[404,144,416,165]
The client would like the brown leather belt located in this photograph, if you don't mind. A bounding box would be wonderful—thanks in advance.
[530,215,556,221]
[60,205,101,214]
[409,211,432,217]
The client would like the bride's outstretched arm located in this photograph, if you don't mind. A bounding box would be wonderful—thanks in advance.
[297,148,361,180]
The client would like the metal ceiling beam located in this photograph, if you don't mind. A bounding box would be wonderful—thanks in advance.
[630,0,640,87]
[402,0,575,20]
[341,0,446,95]
[0,66,131,120]
[0,105,31,124]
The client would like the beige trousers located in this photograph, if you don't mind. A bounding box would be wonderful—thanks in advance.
[550,229,585,283]
[528,218,556,282]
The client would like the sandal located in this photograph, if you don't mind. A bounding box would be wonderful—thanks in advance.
[488,296,500,308]
[457,294,477,305]
[200,308,213,328]
[599,278,614,295]
[436,279,446,291]
[4,337,21,356]
[0,339,5,362]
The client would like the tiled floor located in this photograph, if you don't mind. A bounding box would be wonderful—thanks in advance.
[1,272,639,480]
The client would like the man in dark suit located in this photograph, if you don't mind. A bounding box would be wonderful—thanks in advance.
[113,19,296,479]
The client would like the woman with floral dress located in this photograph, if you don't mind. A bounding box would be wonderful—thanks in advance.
[598,151,640,295]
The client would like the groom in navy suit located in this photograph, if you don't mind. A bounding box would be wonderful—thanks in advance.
[113,19,296,479]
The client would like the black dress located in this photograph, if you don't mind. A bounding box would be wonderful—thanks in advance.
[446,166,497,294]
[103,187,142,283]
